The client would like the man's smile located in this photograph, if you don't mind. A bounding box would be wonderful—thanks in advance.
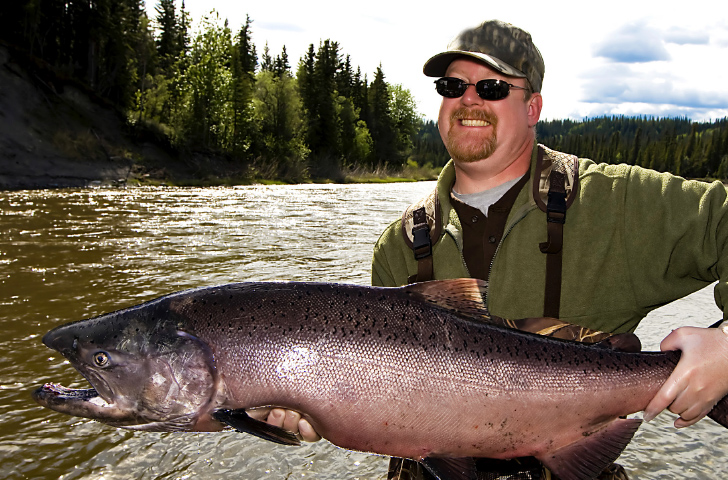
[460,119,492,127]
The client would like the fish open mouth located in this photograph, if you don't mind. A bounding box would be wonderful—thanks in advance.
[34,383,106,404]
[33,381,202,431]
[32,381,132,424]
[33,382,117,412]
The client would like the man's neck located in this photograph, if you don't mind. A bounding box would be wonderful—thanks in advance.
[452,139,534,194]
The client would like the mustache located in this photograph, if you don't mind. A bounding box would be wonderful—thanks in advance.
[450,108,498,126]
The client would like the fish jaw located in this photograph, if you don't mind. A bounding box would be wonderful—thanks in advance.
[35,303,222,431]
[32,383,127,421]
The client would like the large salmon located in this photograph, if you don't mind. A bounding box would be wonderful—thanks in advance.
[33,279,728,480]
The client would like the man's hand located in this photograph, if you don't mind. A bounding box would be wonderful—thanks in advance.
[644,326,728,428]
[254,408,321,442]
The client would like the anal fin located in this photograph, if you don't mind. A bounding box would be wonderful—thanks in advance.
[213,409,301,446]
[420,457,478,480]
[537,418,641,480]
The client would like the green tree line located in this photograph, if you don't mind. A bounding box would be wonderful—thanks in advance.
[0,0,426,180]
[2,1,727,181]
[538,116,728,179]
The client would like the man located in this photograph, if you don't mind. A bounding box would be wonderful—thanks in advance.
[368,19,728,479]
[264,19,728,479]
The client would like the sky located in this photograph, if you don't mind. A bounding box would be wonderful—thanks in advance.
[149,0,728,123]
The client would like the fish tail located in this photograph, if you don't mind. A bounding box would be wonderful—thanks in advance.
[708,394,728,428]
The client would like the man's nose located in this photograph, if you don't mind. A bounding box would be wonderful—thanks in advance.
[460,83,483,106]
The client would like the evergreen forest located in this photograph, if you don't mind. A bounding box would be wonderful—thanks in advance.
[538,117,728,179]
[1,0,727,182]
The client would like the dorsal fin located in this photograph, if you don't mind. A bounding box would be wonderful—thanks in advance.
[402,280,642,350]
[403,279,490,321]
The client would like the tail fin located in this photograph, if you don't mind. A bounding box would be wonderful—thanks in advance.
[708,395,728,428]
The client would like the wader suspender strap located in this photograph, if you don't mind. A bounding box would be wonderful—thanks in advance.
[401,187,442,283]
[533,146,579,319]
[411,207,434,282]
[539,170,567,318]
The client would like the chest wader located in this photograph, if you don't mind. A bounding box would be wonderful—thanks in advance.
[391,146,630,480]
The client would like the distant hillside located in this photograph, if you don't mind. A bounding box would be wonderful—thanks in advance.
[0,44,258,190]
[0,44,176,189]
[537,116,728,179]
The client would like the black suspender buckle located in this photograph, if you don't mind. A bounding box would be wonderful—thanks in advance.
[412,224,432,260]
[545,190,567,224]
[411,207,432,260]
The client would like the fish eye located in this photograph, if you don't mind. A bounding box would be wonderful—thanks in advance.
[93,351,110,368]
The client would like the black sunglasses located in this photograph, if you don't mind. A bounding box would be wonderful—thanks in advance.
[435,77,528,101]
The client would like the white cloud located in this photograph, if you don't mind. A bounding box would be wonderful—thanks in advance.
[664,27,710,45]
[593,22,671,63]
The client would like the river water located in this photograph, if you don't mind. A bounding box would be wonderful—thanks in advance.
[1,183,726,479]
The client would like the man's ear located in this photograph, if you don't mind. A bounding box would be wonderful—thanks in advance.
[527,93,543,127]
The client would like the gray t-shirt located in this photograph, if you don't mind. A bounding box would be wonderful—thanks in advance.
[451,175,524,217]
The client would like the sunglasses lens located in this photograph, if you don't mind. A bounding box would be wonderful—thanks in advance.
[435,78,467,98]
[476,80,510,100]
[436,78,514,100]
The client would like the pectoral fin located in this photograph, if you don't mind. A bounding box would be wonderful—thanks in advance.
[537,418,641,480]
[213,409,301,446]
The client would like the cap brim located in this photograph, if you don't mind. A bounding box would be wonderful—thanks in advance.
[423,51,527,79]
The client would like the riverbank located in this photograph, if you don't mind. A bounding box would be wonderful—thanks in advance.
[0,44,438,191]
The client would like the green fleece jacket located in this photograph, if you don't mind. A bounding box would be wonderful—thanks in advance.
[372,144,728,334]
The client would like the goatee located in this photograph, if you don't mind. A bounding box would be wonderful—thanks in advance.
[444,108,498,163]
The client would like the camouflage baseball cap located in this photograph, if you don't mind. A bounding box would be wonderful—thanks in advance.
[423,20,545,93]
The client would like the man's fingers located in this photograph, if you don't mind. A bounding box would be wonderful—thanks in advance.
[282,410,302,433]
[266,408,286,428]
[644,376,681,422]
[299,418,322,442]
[265,408,321,442]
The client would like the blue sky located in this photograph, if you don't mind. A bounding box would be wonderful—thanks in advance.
[149,0,728,122]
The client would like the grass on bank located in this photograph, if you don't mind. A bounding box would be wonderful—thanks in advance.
[128,158,441,187]
[340,160,441,184]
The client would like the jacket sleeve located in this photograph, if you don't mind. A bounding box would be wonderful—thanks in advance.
[618,165,728,320]
[371,221,406,287]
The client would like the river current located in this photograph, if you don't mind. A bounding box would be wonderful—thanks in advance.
[1,183,726,479]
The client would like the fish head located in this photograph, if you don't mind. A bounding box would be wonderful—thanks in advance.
[33,301,220,431]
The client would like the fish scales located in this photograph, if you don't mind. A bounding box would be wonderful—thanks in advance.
[164,282,669,457]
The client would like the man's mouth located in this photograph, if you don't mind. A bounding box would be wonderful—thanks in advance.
[460,119,491,127]
[451,107,497,129]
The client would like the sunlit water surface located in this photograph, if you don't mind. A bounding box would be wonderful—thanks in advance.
[1,183,725,479]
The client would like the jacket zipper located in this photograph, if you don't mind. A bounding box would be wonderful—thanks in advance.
[483,203,537,313]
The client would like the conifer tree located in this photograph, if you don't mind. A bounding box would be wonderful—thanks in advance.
[230,15,258,157]
[368,65,396,166]
[260,43,273,72]
[155,0,181,74]
[312,39,342,160]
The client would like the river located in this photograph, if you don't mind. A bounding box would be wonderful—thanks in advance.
[1,183,726,479]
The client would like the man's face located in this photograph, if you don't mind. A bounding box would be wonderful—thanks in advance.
[437,58,537,165]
